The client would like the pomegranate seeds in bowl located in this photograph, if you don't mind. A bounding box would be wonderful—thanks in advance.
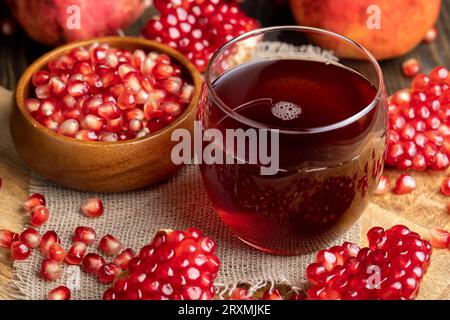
[26,43,195,141]
[386,66,450,171]
[142,0,259,72]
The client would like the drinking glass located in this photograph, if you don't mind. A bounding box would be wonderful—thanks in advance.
[197,26,387,255]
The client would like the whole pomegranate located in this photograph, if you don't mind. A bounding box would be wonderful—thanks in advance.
[7,0,150,46]
[290,0,441,60]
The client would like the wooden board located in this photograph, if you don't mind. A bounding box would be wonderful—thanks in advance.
[0,87,449,299]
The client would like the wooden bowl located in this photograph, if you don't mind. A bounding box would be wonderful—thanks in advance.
[10,37,202,193]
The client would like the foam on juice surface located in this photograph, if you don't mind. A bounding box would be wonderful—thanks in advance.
[271,101,302,121]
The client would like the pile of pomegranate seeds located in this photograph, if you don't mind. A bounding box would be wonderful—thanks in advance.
[386,66,450,171]
[305,225,432,300]
[26,43,195,141]
[142,0,259,72]
[103,228,220,300]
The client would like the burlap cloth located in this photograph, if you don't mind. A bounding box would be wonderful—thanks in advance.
[11,165,360,300]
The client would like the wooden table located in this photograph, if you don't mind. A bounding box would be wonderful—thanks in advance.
[0,1,449,300]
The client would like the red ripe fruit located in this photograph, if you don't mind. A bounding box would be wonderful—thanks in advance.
[82,253,106,274]
[40,230,60,255]
[23,193,46,212]
[98,234,123,256]
[41,258,62,281]
[19,227,41,249]
[375,175,390,195]
[10,241,31,260]
[98,263,122,284]
[402,58,420,78]
[428,228,450,249]
[81,197,104,217]
[66,241,87,265]
[306,225,431,300]
[73,226,97,245]
[393,174,416,195]
[30,205,50,227]
[0,230,19,248]
[262,288,284,300]
[48,286,71,300]
[104,228,220,300]
[112,248,135,270]
[48,243,66,262]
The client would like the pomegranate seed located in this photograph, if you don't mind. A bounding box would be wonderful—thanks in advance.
[393,174,416,195]
[66,241,87,265]
[30,205,50,227]
[99,132,119,142]
[98,263,122,284]
[74,130,98,141]
[99,234,123,256]
[113,248,135,270]
[48,286,71,300]
[10,241,31,260]
[230,288,252,300]
[132,49,146,69]
[67,80,89,97]
[402,58,420,78]
[126,108,145,122]
[428,227,450,249]
[47,242,66,262]
[40,231,60,255]
[73,226,97,245]
[0,230,19,248]
[117,91,137,110]
[375,175,390,195]
[39,99,57,116]
[25,98,41,113]
[262,288,283,300]
[440,177,450,195]
[429,66,449,85]
[81,114,104,131]
[152,63,174,80]
[123,72,142,94]
[423,26,438,43]
[98,101,120,120]
[32,70,50,87]
[35,84,50,99]
[82,253,106,274]
[23,193,46,212]
[106,115,124,133]
[41,258,62,281]
[81,197,104,217]
[58,119,80,137]
[19,227,41,249]
[104,228,219,300]
[180,84,194,103]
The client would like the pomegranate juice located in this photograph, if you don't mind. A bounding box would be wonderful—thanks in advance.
[199,59,386,254]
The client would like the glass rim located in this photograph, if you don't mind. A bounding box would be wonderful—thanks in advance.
[204,25,385,135]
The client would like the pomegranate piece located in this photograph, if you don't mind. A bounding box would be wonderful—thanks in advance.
[98,234,123,256]
[428,228,450,249]
[104,228,220,300]
[306,225,431,300]
[402,58,420,78]
[386,67,450,171]
[66,241,87,265]
[19,228,41,249]
[112,248,135,270]
[375,175,390,195]
[81,197,104,217]
[393,174,416,195]
[40,231,60,255]
[48,286,71,300]
[82,253,106,274]
[10,241,31,261]
[48,243,66,262]
[23,193,46,212]
[41,258,62,281]
[30,205,50,227]
[73,226,97,245]
[98,263,122,284]
[0,230,19,248]
[262,288,284,300]
[143,0,259,72]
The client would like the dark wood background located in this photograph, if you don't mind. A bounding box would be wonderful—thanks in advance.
[0,0,449,94]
